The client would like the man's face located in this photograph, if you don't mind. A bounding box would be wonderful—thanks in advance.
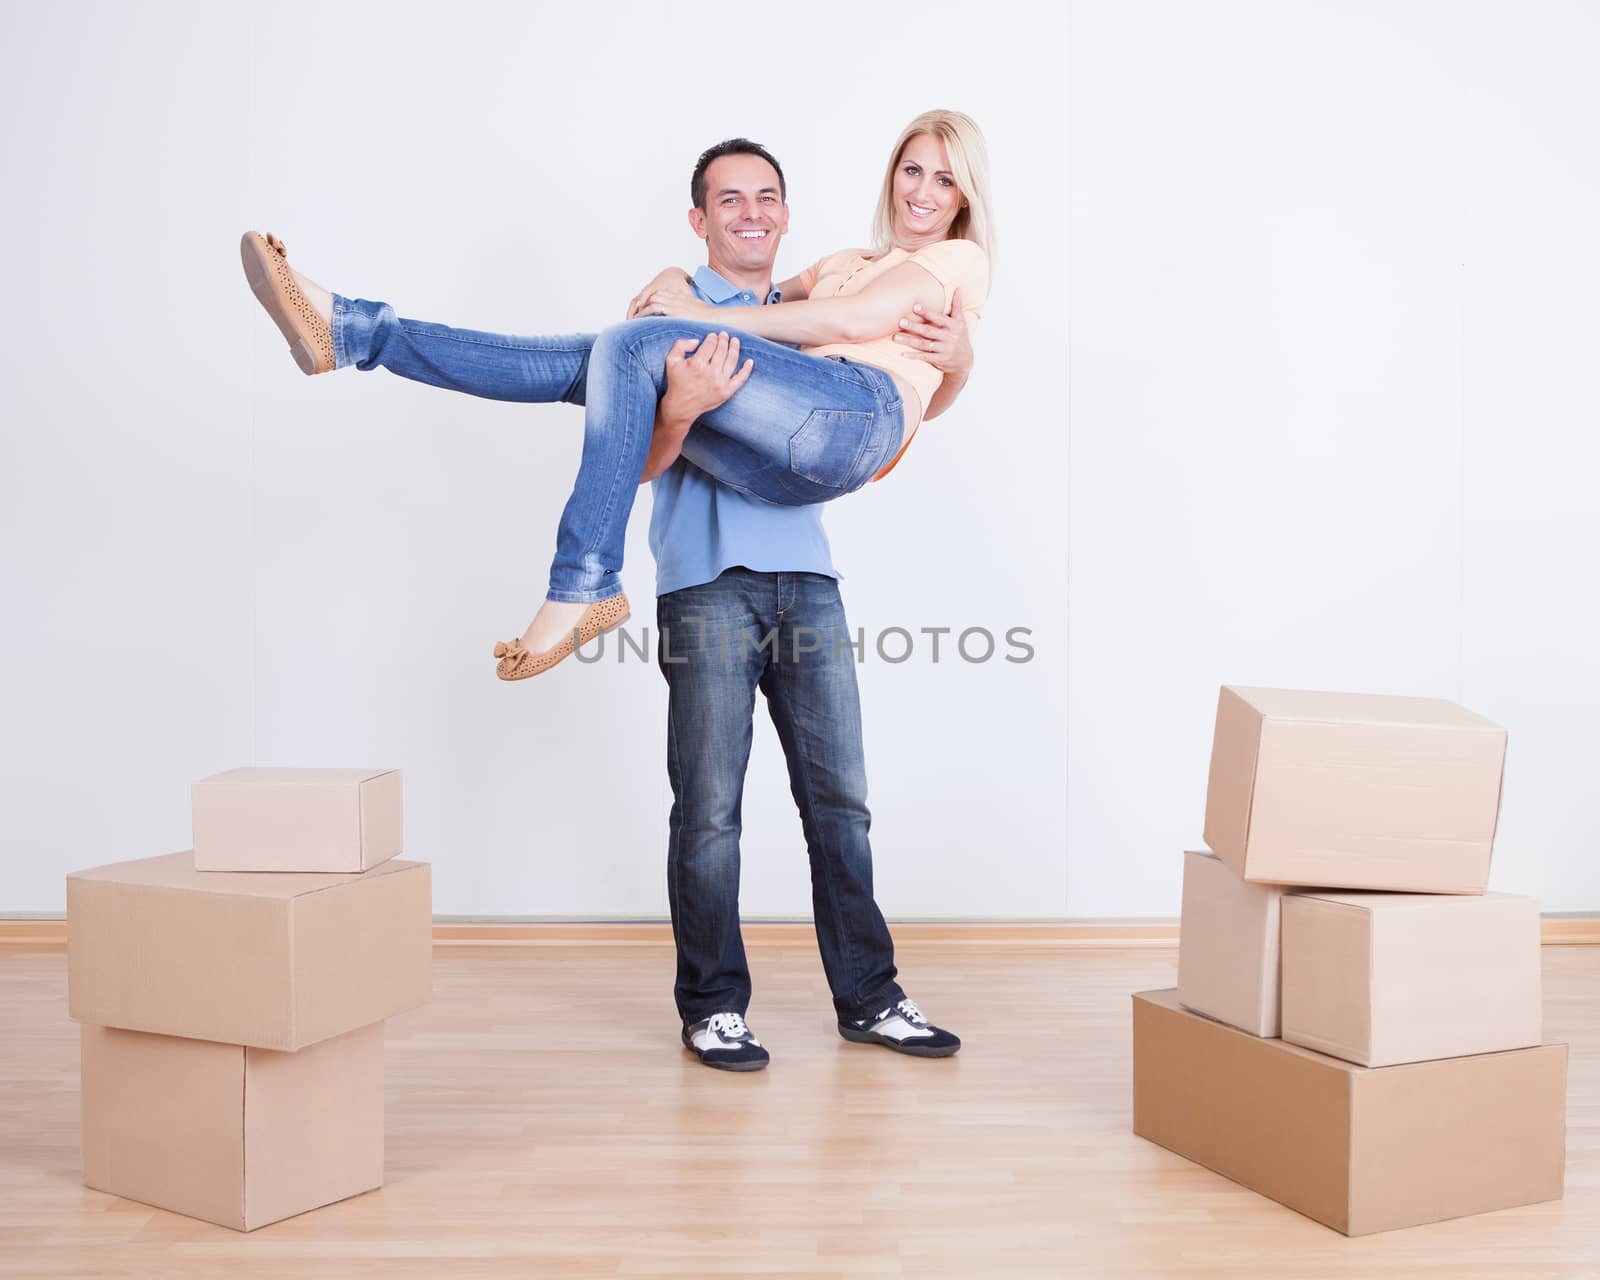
[689,153,788,279]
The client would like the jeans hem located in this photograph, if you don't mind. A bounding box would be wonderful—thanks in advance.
[546,582,626,605]
[331,294,351,369]
[678,1004,751,1026]
[839,981,906,1024]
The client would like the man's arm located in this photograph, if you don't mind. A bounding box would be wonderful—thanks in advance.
[639,332,754,484]
[894,289,973,421]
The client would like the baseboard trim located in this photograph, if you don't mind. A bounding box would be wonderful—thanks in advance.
[430,920,1190,947]
[1541,916,1600,945]
[6,916,1599,949]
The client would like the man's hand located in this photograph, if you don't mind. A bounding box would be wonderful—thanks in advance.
[627,268,694,319]
[639,332,755,483]
[661,331,754,424]
[893,287,972,378]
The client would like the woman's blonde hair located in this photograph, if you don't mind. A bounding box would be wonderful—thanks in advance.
[872,109,994,260]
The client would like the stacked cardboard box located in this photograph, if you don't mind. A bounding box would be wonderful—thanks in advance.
[1137,687,1567,1236]
[69,768,431,1231]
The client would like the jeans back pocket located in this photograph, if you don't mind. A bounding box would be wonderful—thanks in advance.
[788,409,873,490]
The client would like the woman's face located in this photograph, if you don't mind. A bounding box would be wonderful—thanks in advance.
[890,132,964,246]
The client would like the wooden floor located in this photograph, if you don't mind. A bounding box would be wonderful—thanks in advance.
[3,940,1597,1278]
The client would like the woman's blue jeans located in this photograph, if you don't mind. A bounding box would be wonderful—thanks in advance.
[333,298,905,602]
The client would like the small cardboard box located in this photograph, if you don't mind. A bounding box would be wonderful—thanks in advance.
[1202,686,1506,892]
[1281,891,1542,1067]
[192,767,403,873]
[68,852,431,1050]
[1132,990,1566,1236]
[1177,849,1303,1037]
[81,1020,384,1232]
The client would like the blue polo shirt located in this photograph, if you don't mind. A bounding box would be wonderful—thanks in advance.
[646,266,840,597]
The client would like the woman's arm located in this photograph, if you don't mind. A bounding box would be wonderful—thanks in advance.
[644,260,945,347]
[631,268,809,320]
[922,367,970,422]
[627,267,694,320]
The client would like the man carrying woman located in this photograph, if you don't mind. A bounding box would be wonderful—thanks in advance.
[241,112,994,1069]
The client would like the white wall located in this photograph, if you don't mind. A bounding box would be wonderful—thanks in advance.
[1065,0,1600,915]
[1,1,1594,918]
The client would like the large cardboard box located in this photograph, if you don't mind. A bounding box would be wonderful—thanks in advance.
[68,852,431,1050]
[1202,686,1506,891]
[1177,849,1303,1037]
[1281,891,1542,1067]
[81,1020,384,1231]
[1132,990,1566,1236]
[193,767,403,872]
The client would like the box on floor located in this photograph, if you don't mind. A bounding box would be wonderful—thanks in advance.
[1131,990,1566,1236]
[81,1020,385,1232]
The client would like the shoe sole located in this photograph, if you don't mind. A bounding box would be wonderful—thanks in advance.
[681,1033,768,1072]
[240,232,323,375]
[837,1024,960,1057]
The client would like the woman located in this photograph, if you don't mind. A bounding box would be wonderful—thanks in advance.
[242,110,993,680]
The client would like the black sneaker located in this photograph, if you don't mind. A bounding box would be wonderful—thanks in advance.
[839,997,961,1057]
[682,1011,770,1071]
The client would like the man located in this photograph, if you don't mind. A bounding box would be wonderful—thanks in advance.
[637,140,972,1071]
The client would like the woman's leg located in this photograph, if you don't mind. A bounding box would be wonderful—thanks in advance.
[333,295,594,406]
[545,319,903,603]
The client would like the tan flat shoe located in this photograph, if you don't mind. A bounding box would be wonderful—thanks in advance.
[240,231,335,375]
[493,594,632,681]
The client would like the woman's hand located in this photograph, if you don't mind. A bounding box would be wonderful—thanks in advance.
[626,268,694,319]
[639,289,717,323]
[894,288,972,377]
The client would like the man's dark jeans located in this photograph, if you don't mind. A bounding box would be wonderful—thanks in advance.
[657,568,905,1025]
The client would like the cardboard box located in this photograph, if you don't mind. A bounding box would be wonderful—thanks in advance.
[1281,891,1542,1067]
[81,1020,383,1231]
[1177,849,1303,1036]
[1132,990,1566,1236]
[193,767,403,873]
[68,852,431,1050]
[1202,686,1506,892]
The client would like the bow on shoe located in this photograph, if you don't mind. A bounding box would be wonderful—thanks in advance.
[265,232,289,259]
[493,638,527,662]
